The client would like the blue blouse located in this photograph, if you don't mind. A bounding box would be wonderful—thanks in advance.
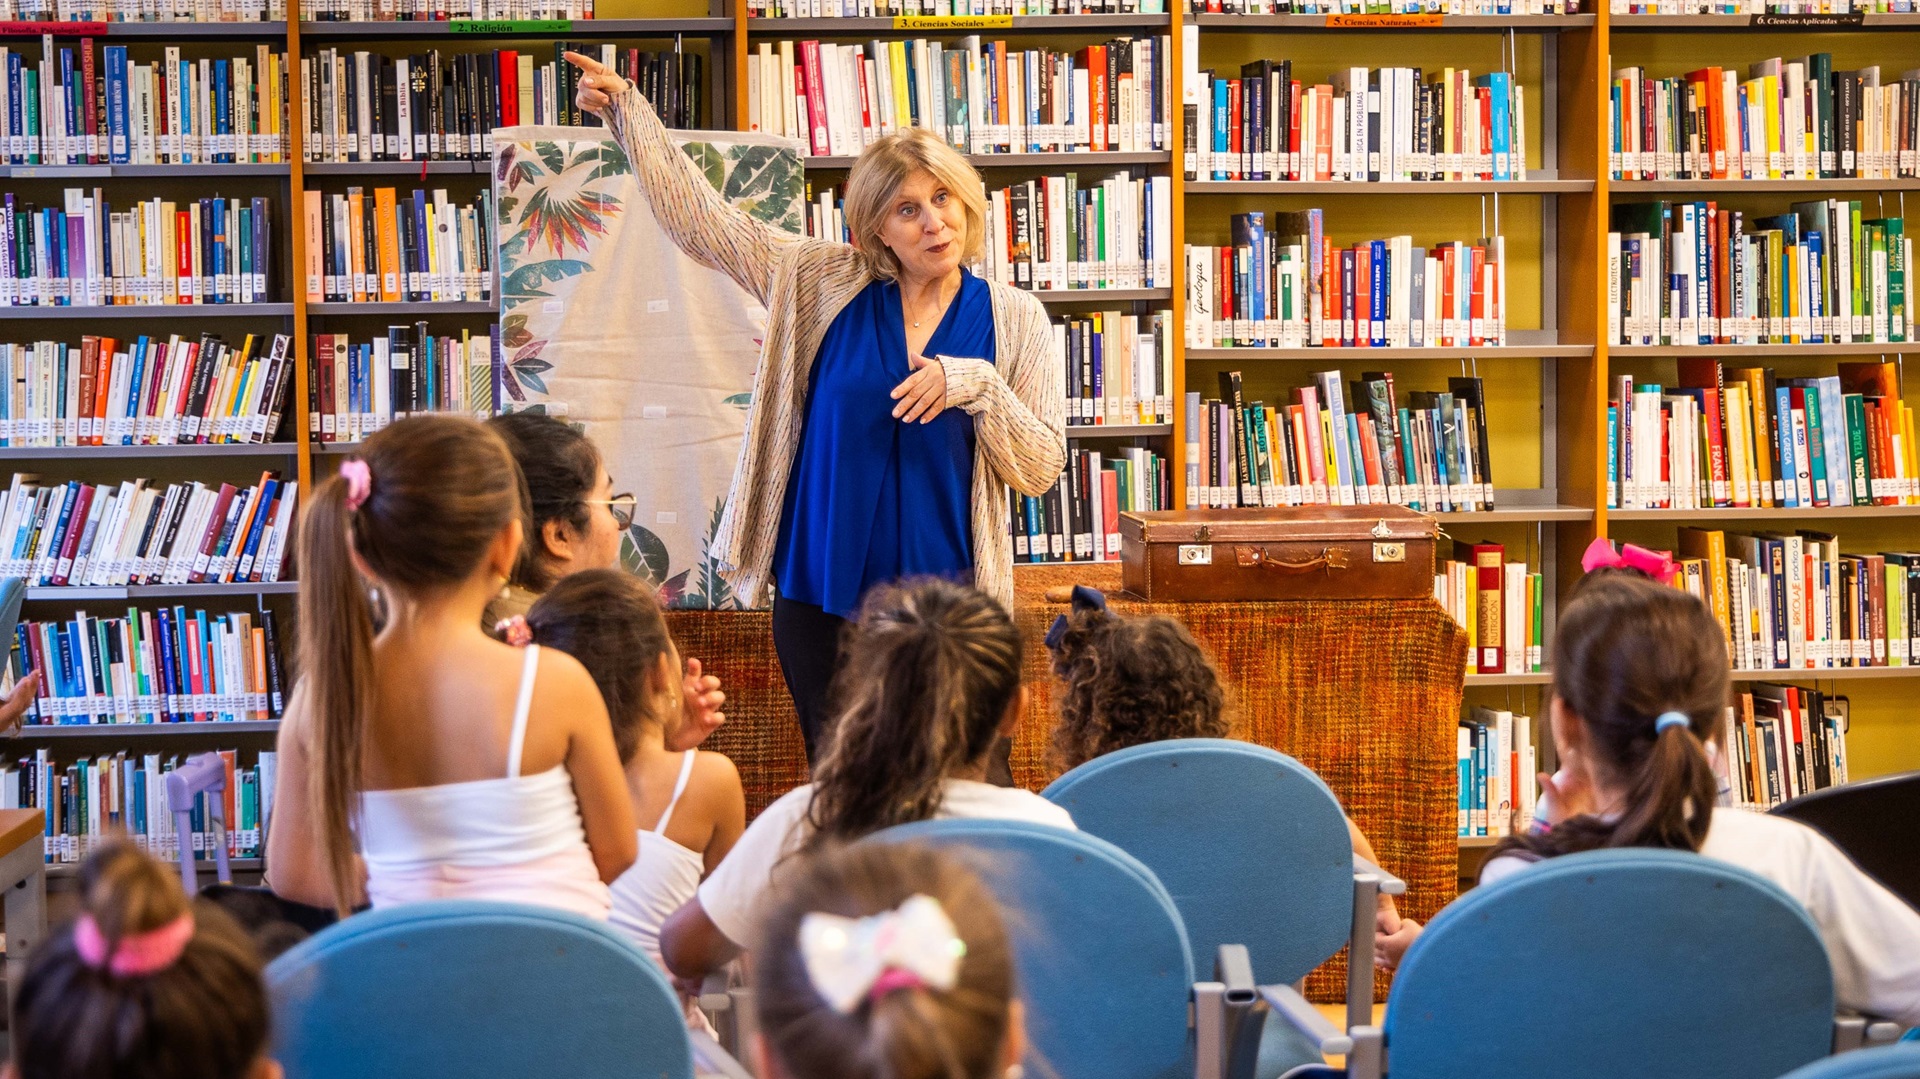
[772,270,996,619]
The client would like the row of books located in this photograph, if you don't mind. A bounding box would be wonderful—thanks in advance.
[0,332,295,448]
[308,328,499,443]
[1724,684,1847,811]
[1192,0,1579,11]
[1187,371,1499,512]
[0,472,297,587]
[1054,311,1174,427]
[1610,60,1919,182]
[1437,545,1546,674]
[1670,527,1918,671]
[745,36,1171,158]
[1608,362,1915,511]
[1185,63,1529,184]
[751,0,1167,13]
[302,0,589,19]
[301,188,493,305]
[0,43,288,167]
[12,607,286,726]
[1010,446,1170,563]
[1185,216,1509,349]
[0,750,275,864]
[1606,201,1909,347]
[1616,0,1912,11]
[302,42,704,164]
[8,3,281,19]
[1,192,274,308]
[1457,706,1537,838]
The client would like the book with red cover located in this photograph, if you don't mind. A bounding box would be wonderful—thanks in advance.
[76,336,100,446]
[50,483,94,586]
[1469,541,1505,673]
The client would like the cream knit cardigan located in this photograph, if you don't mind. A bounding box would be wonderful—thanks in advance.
[604,87,1067,612]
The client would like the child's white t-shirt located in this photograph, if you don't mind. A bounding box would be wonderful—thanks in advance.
[696,778,1076,948]
[1482,807,1920,1026]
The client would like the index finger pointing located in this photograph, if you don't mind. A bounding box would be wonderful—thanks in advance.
[563,51,607,74]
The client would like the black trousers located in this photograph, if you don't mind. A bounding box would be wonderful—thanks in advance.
[771,590,1012,785]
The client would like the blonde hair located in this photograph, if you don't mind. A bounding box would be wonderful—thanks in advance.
[842,128,988,281]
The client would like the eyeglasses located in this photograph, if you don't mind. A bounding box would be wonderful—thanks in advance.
[583,493,636,531]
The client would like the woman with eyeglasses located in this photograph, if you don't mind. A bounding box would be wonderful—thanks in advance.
[486,412,725,750]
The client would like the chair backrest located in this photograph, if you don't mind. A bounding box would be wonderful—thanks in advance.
[1773,772,1920,908]
[1387,848,1834,1079]
[1776,1045,1920,1079]
[266,900,692,1079]
[1041,738,1352,983]
[868,819,1194,1079]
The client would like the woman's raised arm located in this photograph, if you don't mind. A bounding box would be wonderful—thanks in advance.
[567,52,793,307]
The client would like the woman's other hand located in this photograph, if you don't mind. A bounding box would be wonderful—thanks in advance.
[891,354,949,424]
[0,670,39,735]
[564,51,630,119]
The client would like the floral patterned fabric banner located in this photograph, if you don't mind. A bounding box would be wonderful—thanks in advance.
[492,124,805,609]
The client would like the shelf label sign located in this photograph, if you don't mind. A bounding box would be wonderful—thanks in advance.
[892,13,1014,28]
[448,18,572,32]
[1323,12,1442,25]
[0,20,107,34]
[1749,10,1863,24]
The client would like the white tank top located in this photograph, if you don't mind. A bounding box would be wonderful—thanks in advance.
[609,750,706,969]
[359,645,612,919]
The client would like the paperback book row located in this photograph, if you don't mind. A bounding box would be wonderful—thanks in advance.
[0,471,296,587]
[1606,201,1908,347]
[302,0,588,18]
[1608,361,1915,511]
[10,606,286,726]
[1610,59,1919,182]
[0,749,275,864]
[6,2,283,20]
[744,36,1171,158]
[308,327,499,443]
[0,191,274,308]
[302,42,704,164]
[1187,371,1500,512]
[0,42,288,167]
[1457,706,1538,838]
[1188,0,1577,11]
[1056,312,1174,427]
[1010,446,1170,564]
[1724,684,1848,810]
[1184,62,1529,184]
[1615,0,1910,12]
[0,332,296,448]
[807,173,1174,293]
[1669,527,1919,672]
[302,188,493,305]
[1185,212,1509,349]
[751,0,1166,14]
[1437,543,1547,675]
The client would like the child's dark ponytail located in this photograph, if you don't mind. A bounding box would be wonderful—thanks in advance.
[806,579,1022,849]
[526,568,677,763]
[1495,571,1726,862]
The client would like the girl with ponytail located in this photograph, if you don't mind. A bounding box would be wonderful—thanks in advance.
[1378,568,1920,1025]
[657,577,1075,985]
[265,415,636,918]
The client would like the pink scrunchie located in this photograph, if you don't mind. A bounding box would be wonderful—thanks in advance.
[340,459,373,512]
[73,912,194,977]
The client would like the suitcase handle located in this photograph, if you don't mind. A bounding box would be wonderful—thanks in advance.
[1235,546,1351,574]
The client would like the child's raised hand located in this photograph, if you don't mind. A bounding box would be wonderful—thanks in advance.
[564,52,630,118]
[668,658,726,752]
[1535,766,1594,827]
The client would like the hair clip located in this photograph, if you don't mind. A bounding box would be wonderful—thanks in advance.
[1581,537,1678,585]
[798,894,965,1014]
[73,912,193,978]
[495,615,532,647]
[340,460,373,513]
[1044,585,1111,651]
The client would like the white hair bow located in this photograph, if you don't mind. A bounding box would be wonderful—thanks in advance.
[798,894,967,1014]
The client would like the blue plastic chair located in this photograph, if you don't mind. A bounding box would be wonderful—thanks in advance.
[1777,1045,1920,1079]
[266,900,707,1079]
[1042,740,1403,1030]
[1270,848,1836,1079]
[867,819,1197,1079]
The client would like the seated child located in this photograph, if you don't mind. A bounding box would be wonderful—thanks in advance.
[750,841,1024,1079]
[9,839,279,1079]
[523,568,746,973]
[658,578,1074,986]
[1377,569,1920,1027]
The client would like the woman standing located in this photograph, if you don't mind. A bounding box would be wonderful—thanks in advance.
[569,55,1065,768]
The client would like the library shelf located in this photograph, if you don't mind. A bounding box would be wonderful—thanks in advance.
[1465,672,1552,686]
[23,583,298,601]
[0,304,295,321]
[1612,178,1920,194]
[803,150,1170,169]
[1190,12,1595,30]
[1611,12,1920,29]
[1066,423,1173,438]
[51,859,262,879]
[306,301,497,315]
[9,721,282,739]
[1031,287,1172,305]
[0,163,290,179]
[1435,504,1594,523]
[302,160,489,175]
[1186,179,1593,194]
[296,16,735,38]
[1457,835,1502,849]
[1729,667,1919,682]
[21,20,289,37]
[1610,505,1920,522]
[1611,342,1920,358]
[1189,344,1594,361]
[0,443,300,460]
[746,13,1172,32]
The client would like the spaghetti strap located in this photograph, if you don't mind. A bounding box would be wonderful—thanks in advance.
[505,645,541,779]
[653,751,699,835]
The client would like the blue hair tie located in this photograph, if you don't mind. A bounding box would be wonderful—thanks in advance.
[1654,711,1691,735]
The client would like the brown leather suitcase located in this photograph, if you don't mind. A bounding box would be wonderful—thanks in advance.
[1118,506,1439,602]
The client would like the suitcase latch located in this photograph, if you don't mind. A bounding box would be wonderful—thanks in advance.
[1178,545,1214,566]
[1373,542,1407,563]
[1371,519,1394,538]
[1193,525,1212,542]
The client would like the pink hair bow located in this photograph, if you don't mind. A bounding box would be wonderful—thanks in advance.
[495,615,532,647]
[1582,537,1678,584]
[73,912,193,978]
[340,460,372,513]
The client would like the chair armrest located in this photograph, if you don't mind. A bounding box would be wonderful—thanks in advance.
[1259,984,1354,1059]
[1865,1021,1905,1046]
[1353,854,1406,897]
